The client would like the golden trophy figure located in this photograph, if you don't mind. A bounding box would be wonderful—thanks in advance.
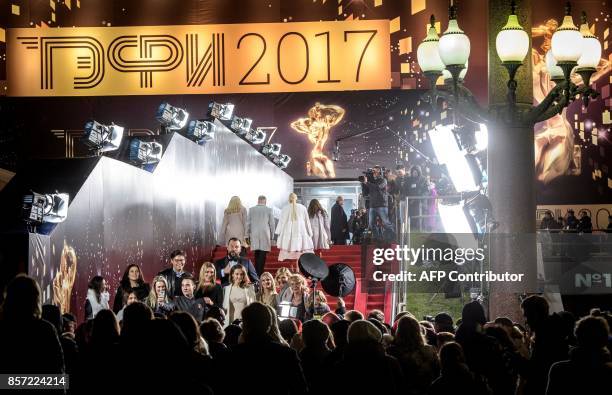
[53,242,77,314]
[291,103,345,178]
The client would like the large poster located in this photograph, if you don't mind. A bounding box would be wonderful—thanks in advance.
[7,20,390,96]
[532,0,612,204]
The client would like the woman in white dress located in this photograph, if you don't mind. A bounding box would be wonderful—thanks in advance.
[220,196,248,247]
[275,193,314,261]
[222,264,256,326]
[307,199,331,250]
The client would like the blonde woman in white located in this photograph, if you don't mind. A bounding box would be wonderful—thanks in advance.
[275,193,314,261]
[220,196,248,247]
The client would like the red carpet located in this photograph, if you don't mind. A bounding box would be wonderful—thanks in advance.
[210,245,386,316]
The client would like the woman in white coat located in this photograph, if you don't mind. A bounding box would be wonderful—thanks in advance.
[307,199,331,250]
[220,196,248,247]
[275,193,314,261]
[222,264,256,326]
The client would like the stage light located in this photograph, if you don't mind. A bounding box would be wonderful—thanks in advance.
[463,193,497,238]
[475,123,488,152]
[262,143,282,158]
[245,129,266,144]
[156,102,189,131]
[186,120,216,145]
[437,201,472,234]
[23,192,69,224]
[207,102,234,120]
[273,154,291,169]
[129,139,163,165]
[83,120,124,153]
[429,124,481,192]
[230,116,252,136]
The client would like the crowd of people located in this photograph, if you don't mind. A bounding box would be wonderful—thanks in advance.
[357,164,448,243]
[538,209,601,233]
[1,271,611,394]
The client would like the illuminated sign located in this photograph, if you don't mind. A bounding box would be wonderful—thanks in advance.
[7,21,390,96]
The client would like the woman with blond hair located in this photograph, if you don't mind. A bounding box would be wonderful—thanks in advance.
[278,273,309,322]
[146,275,176,317]
[275,193,314,261]
[194,262,223,308]
[256,272,278,310]
[220,196,248,248]
[222,264,256,326]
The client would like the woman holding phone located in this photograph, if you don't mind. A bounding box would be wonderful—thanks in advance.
[146,275,176,317]
[195,262,223,308]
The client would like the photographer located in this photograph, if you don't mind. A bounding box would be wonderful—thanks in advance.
[407,165,429,231]
[361,166,396,242]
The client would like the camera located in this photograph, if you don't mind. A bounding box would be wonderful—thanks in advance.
[362,166,386,183]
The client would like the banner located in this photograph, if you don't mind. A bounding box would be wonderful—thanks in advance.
[7,20,390,96]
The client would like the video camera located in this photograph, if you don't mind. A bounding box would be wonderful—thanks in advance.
[362,166,386,183]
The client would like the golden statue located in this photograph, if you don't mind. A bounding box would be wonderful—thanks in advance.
[290,103,345,178]
[52,242,77,314]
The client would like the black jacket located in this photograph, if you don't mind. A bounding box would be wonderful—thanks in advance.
[330,203,349,240]
[157,268,192,297]
[366,176,388,208]
[174,296,207,322]
[406,166,429,197]
[214,256,259,286]
[194,283,224,308]
[112,282,151,313]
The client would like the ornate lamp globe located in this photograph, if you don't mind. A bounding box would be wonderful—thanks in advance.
[545,50,565,83]
[438,4,470,81]
[551,2,583,75]
[417,15,446,76]
[495,2,529,64]
[576,11,601,87]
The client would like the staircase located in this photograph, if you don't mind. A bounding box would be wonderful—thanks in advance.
[210,245,387,315]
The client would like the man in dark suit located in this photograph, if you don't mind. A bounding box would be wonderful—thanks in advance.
[158,249,192,297]
[330,196,349,245]
[215,238,259,286]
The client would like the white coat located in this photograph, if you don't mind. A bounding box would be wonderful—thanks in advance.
[275,203,314,260]
[310,211,331,250]
[247,204,275,251]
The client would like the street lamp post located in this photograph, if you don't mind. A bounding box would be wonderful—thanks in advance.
[416,0,602,321]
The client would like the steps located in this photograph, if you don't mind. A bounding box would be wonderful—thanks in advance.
[210,244,387,316]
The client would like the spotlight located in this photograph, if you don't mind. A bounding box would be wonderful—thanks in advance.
[156,102,189,131]
[463,193,497,238]
[23,192,69,224]
[207,102,234,120]
[437,200,472,234]
[245,129,266,144]
[273,154,291,169]
[230,116,252,136]
[262,143,282,157]
[186,120,216,145]
[83,120,124,153]
[429,124,482,192]
[129,139,163,165]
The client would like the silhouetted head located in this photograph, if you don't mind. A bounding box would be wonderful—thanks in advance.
[461,301,487,327]
[302,319,330,349]
[2,274,42,320]
[91,309,119,346]
[575,316,610,350]
[242,302,273,340]
[121,301,152,338]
